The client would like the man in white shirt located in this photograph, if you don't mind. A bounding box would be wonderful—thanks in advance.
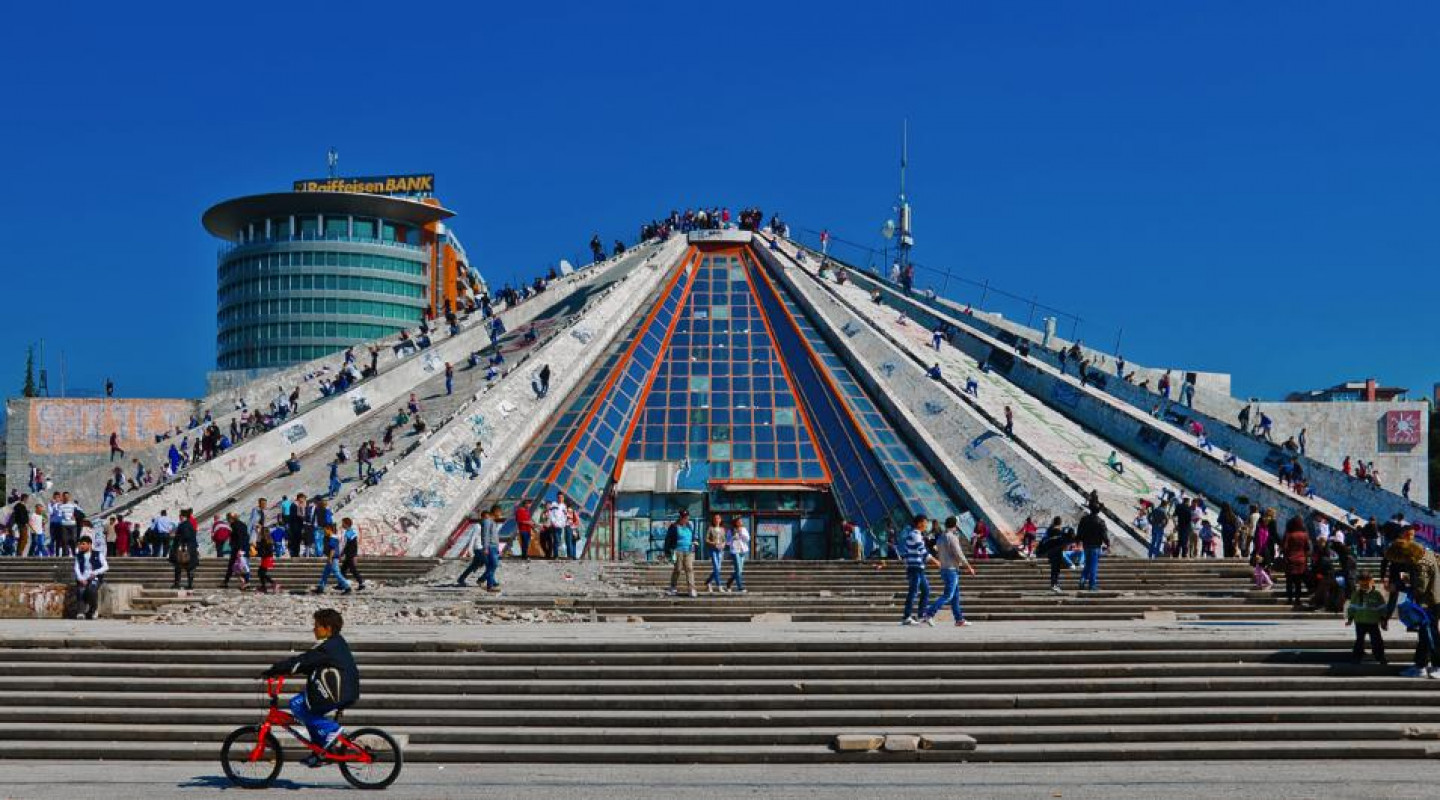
[544,496,570,560]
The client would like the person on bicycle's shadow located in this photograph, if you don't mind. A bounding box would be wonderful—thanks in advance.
[262,608,361,767]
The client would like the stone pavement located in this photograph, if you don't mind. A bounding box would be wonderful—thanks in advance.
[0,760,1429,799]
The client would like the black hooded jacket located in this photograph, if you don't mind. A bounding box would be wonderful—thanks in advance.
[265,634,360,713]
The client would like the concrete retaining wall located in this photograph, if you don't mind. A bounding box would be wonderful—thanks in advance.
[0,582,141,618]
[342,237,688,556]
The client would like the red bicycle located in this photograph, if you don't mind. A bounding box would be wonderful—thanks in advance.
[220,675,403,790]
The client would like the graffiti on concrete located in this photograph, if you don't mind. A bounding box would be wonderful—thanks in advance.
[993,457,1033,510]
[880,362,897,378]
[27,398,193,455]
[964,431,1002,462]
[469,414,494,442]
[1078,451,1152,495]
[431,453,463,475]
[841,321,860,338]
[923,401,946,416]
[571,327,595,344]
[281,423,308,445]
[405,489,446,509]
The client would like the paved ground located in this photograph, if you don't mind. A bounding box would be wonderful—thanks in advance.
[0,760,1428,798]
[0,615,1374,646]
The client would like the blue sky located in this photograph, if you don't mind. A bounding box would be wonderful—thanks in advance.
[0,1,1435,404]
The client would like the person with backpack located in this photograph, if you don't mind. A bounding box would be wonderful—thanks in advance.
[665,511,697,598]
[1387,534,1440,678]
[168,509,200,590]
[221,513,251,590]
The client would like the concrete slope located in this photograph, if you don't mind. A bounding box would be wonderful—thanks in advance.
[914,276,1434,524]
[826,251,1356,531]
[342,236,688,556]
[117,253,644,528]
[773,241,1215,545]
[752,245,1093,547]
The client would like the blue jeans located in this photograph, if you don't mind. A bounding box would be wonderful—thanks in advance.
[289,693,340,747]
[480,546,499,588]
[726,552,746,591]
[1149,524,1165,558]
[317,558,351,592]
[1080,547,1102,590]
[705,547,724,587]
[924,567,964,621]
[564,527,577,559]
[903,566,931,620]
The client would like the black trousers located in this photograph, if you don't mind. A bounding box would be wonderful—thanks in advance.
[1353,623,1385,661]
[172,564,195,588]
[257,565,275,592]
[1049,557,1064,587]
[75,581,101,617]
[341,554,364,586]
[1285,574,1306,604]
[287,523,303,558]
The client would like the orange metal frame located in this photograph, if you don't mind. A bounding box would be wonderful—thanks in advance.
[542,247,700,488]
[610,247,705,478]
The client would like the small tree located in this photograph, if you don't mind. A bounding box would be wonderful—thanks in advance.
[21,346,36,398]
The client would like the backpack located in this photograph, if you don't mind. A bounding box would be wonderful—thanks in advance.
[663,523,679,555]
[1398,595,1432,631]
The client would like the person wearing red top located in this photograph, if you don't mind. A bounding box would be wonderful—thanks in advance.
[514,504,533,560]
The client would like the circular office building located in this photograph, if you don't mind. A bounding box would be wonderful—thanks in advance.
[202,179,478,377]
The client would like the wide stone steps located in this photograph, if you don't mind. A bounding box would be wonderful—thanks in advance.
[0,556,440,589]
[0,637,1436,763]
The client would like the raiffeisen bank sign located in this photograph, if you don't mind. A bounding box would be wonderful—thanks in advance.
[292,173,435,197]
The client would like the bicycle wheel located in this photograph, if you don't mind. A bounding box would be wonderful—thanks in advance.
[220,724,284,789]
[338,727,403,790]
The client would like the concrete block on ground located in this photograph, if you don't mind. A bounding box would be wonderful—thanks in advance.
[1404,726,1440,740]
[882,735,921,752]
[920,734,978,751]
[750,612,792,623]
[833,734,884,752]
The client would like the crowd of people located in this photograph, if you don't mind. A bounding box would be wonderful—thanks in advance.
[634,207,788,243]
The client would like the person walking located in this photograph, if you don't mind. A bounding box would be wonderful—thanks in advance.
[665,511,697,597]
[1281,516,1312,607]
[725,516,749,593]
[312,525,352,595]
[221,513,251,590]
[900,514,935,626]
[457,506,502,591]
[255,528,277,593]
[339,517,366,591]
[921,516,978,627]
[1077,507,1110,591]
[1037,517,1072,593]
[703,514,726,592]
[168,509,199,590]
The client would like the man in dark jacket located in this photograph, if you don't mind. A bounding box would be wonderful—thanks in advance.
[263,608,361,765]
[168,509,200,589]
[1076,507,1110,591]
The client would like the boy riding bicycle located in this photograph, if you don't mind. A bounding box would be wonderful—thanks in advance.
[261,608,361,766]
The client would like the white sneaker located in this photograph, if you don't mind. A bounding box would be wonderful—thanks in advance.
[922,616,935,627]
[1400,666,1428,678]
[688,590,697,598]
[901,617,917,626]
[1428,669,1440,679]
[1050,585,1063,594]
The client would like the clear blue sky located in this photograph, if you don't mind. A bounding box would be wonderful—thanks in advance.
[0,1,1435,404]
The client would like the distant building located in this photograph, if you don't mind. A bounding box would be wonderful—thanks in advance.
[1285,379,1408,403]
[202,172,484,376]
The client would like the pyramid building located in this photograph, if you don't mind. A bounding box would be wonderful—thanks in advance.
[482,232,959,559]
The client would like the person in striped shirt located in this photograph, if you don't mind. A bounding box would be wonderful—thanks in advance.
[900,515,937,626]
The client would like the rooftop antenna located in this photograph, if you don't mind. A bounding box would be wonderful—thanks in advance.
[327,146,339,178]
[881,119,914,272]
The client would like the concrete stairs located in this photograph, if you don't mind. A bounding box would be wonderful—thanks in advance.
[0,556,440,590]
[510,559,1312,623]
[0,635,1435,762]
